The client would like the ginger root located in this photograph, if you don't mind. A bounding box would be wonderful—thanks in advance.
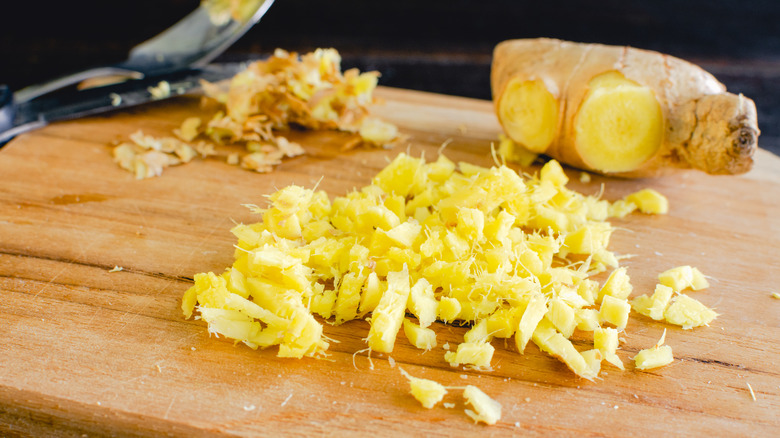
[491,38,759,177]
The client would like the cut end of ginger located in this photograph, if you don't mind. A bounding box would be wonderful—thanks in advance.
[574,72,664,173]
[497,77,559,153]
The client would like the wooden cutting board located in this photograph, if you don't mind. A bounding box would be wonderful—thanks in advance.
[1,87,778,437]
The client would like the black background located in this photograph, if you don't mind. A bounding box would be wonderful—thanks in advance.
[1,0,778,153]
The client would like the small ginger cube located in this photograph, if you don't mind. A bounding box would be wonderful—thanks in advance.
[408,278,438,327]
[547,299,577,338]
[456,208,486,242]
[333,272,366,324]
[403,319,437,351]
[515,292,547,352]
[438,297,462,323]
[663,294,718,329]
[358,272,384,315]
[463,385,502,425]
[539,159,569,186]
[359,117,399,146]
[384,220,423,248]
[632,284,674,321]
[599,295,631,330]
[598,267,633,302]
[310,289,337,318]
[485,307,521,339]
[400,368,447,409]
[444,341,494,369]
[625,188,669,214]
[574,308,600,332]
[464,319,493,344]
[366,269,411,353]
[634,345,674,370]
[634,331,673,371]
[564,222,612,255]
[594,327,624,370]
[580,349,603,377]
[532,319,597,380]
[659,266,710,292]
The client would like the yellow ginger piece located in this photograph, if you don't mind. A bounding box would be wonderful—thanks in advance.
[333,272,366,324]
[403,319,437,351]
[399,368,448,409]
[367,268,412,353]
[599,295,631,331]
[624,188,669,214]
[444,342,495,369]
[580,349,603,377]
[608,199,638,218]
[437,297,462,323]
[631,284,674,321]
[408,278,438,328]
[310,288,337,318]
[358,272,384,316]
[598,267,633,302]
[464,319,493,344]
[359,117,399,146]
[532,319,598,380]
[634,329,674,370]
[515,293,548,353]
[663,294,718,329]
[575,308,600,331]
[594,327,624,370]
[563,222,613,255]
[497,133,538,167]
[174,116,202,142]
[659,266,710,292]
[463,385,502,425]
[547,299,577,338]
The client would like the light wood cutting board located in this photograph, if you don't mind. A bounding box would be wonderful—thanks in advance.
[1,87,778,437]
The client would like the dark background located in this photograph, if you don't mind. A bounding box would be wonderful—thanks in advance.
[2,0,779,154]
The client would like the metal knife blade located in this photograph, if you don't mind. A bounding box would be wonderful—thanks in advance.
[0,63,244,146]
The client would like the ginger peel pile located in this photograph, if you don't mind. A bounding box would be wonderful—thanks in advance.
[113,48,400,179]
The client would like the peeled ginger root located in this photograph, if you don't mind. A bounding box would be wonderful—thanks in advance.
[491,38,759,177]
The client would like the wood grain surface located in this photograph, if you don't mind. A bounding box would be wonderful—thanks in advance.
[1,87,778,437]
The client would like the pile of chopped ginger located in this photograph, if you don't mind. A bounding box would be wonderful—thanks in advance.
[182,152,720,424]
[113,48,400,179]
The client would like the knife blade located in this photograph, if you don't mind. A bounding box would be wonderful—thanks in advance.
[0,63,244,146]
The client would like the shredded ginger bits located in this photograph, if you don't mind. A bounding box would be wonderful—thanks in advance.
[114,47,400,179]
[181,151,693,393]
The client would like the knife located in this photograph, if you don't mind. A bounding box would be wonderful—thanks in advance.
[0,63,243,146]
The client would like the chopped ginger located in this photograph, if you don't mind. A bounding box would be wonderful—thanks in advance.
[663,294,718,329]
[182,152,680,386]
[634,330,674,370]
[463,385,502,425]
[624,189,669,214]
[399,368,447,409]
[659,266,710,292]
[444,342,495,369]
